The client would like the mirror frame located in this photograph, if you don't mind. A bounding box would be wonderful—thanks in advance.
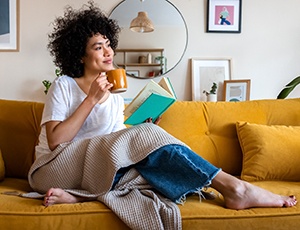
[109,0,188,78]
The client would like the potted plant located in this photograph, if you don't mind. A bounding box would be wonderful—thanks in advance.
[203,82,217,102]
[154,56,167,73]
[42,68,62,94]
[42,80,52,95]
[277,76,300,99]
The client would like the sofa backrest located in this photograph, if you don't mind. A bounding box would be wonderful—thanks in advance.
[1,98,300,179]
[159,98,300,175]
[0,99,44,179]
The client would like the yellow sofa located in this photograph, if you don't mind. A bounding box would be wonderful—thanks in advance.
[1,98,300,230]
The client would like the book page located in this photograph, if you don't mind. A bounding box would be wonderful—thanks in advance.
[158,77,177,98]
[124,80,173,117]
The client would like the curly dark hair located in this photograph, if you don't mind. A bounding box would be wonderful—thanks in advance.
[47,1,120,78]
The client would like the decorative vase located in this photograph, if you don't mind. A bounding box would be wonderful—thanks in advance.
[207,94,217,102]
[147,53,152,64]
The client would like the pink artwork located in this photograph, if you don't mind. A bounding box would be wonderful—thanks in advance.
[214,5,234,26]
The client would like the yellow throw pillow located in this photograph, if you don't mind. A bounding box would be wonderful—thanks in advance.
[236,122,300,182]
[0,149,5,181]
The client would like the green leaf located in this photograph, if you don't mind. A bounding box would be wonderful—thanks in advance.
[285,76,300,87]
[55,68,62,77]
[277,76,300,99]
[42,80,52,95]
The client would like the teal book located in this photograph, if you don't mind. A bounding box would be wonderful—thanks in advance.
[124,77,176,125]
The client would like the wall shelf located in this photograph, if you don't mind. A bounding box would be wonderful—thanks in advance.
[115,48,165,78]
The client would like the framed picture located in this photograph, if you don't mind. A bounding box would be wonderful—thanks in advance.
[223,79,250,101]
[0,0,19,51]
[207,0,242,33]
[126,70,140,78]
[191,58,232,101]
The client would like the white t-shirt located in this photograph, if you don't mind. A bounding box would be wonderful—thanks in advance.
[35,75,126,158]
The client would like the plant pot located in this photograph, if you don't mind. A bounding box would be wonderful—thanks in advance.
[207,94,217,102]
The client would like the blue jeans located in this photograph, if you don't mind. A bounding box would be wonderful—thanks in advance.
[113,144,221,203]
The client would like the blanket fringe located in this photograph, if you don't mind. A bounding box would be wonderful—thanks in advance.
[1,191,45,198]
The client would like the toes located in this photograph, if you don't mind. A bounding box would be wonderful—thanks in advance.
[43,197,49,206]
[282,195,297,207]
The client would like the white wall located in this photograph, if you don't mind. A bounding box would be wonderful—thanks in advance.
[1,0,300,102]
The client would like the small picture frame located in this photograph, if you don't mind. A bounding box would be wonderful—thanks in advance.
[191,58,232,101]
[223,79,250,101]
[207,0,242,33]
[126,70,140,78]
[0,0,19,51]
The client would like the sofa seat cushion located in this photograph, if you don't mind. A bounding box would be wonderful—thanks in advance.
[0,178,130,230]
[180,180,300,230]
[1,178,300,230]
[236,122,300,182]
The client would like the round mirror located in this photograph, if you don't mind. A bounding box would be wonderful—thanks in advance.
[109,0,188,79]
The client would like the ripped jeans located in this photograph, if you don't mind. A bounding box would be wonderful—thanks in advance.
[113,144,221,204]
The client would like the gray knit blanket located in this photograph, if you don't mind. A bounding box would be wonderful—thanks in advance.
[28,123,187,230]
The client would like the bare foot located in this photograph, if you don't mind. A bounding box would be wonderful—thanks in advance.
[223,180,297,209]
[211,171,297,210]
[43,188,92,207]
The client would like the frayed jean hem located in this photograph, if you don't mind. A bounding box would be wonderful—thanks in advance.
[175,168,221,205]
[135,144,222,203]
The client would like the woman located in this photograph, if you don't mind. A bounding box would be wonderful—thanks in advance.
[29,1,296,215]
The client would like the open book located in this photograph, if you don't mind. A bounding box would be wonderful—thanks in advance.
[124,77,177,125]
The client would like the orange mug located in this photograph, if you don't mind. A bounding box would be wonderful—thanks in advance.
[106,69,127,93]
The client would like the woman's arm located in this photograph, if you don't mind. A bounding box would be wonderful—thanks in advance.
[45,97,96,150]
[46,75,113,150]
